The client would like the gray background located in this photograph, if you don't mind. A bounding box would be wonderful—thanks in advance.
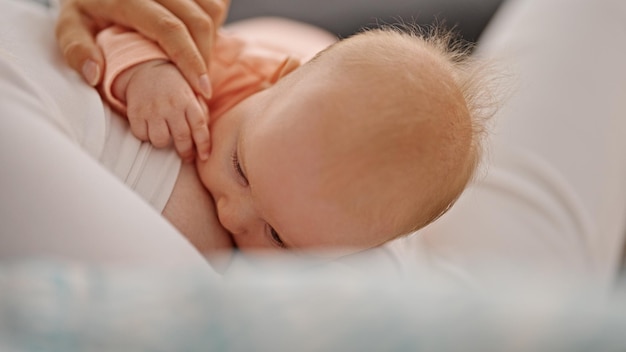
[227,0,505,43]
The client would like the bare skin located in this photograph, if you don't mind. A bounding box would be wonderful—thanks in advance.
[162,163,233,271]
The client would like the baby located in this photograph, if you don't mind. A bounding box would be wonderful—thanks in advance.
[97,24,490,255]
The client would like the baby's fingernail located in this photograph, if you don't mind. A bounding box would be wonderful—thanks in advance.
[199,74,212,99]
[82,59,100,86]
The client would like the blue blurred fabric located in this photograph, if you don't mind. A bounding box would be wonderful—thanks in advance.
[2,259,626,352]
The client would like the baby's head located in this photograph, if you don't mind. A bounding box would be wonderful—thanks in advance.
[198,26,492,256]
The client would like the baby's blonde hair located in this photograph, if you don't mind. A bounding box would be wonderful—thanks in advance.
[371,24,499,234]
[294,23,501,246]
[315,24,500,239]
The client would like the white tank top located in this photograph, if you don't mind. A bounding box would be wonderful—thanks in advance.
[98,106,181,211]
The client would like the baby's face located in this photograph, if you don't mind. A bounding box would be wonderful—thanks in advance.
[196,67,408,256]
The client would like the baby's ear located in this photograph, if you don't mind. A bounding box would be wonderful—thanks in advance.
[270,57,301,83]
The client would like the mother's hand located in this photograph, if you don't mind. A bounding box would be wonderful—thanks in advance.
[55,0,230,99]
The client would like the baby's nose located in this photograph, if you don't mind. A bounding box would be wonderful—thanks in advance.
[215,197,250,236]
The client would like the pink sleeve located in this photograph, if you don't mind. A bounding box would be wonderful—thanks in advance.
[207,32,301,119]
[96,25,168,113]
[96,26,301,120]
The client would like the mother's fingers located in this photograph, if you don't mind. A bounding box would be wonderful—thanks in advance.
[155,0,217,77]
[98,0,213,99]
[58,0,213,99]
[195,0,230,30]
[55,1,104,85]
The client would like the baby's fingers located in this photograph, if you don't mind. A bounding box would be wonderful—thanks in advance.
[167,117,196,162]
[148,119,173,149]
[128,117,149,142]
[187,97,211,161]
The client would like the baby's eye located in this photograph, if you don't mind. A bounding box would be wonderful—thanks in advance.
[268,225,286,249]
[231,149,248,185]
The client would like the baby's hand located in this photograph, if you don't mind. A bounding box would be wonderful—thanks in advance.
[122,60,210,162]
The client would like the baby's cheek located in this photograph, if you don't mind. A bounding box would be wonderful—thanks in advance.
[195,159,213,190]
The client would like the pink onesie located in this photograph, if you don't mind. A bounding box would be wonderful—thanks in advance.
[97,25,301,121]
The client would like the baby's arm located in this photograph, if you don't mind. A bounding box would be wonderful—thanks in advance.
[97,26,210,162]
[111,59,210,162]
